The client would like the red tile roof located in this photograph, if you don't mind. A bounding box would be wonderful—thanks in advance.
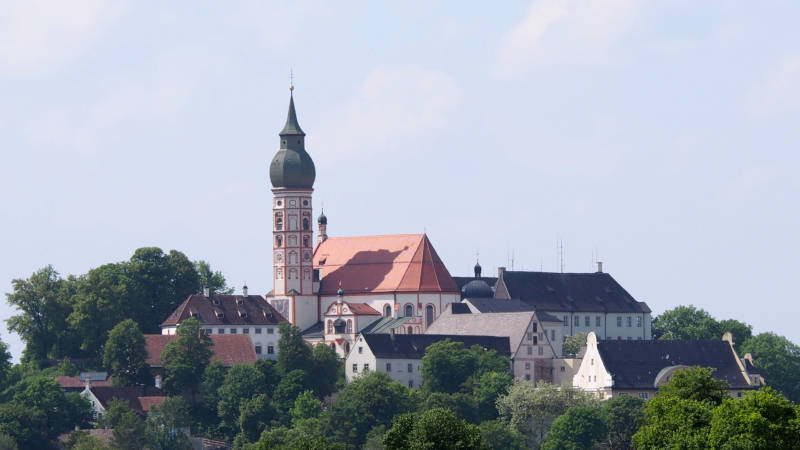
[89,386,165,417]
[313,234,459,295]
[55,376,112,389]
[161,294,287,327]
[344,302,381,315]
[144,334,258,368]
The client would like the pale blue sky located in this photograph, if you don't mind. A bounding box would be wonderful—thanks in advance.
[2,1,799,362]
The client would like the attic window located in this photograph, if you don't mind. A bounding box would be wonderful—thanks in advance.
[319,257,327,266]
[236,298,243,305]
[239,310,248,319]
[212,299,220,305]
[215,311,224,319]
[190,312,199,319]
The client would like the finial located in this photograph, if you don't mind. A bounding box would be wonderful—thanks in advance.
[289,68,295,92]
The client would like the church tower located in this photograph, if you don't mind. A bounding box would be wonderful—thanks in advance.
[267,88,317,328]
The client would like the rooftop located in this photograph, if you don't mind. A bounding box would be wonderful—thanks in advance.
[161,294,287,328]
[145,334,258,368]
[361,333,511,359]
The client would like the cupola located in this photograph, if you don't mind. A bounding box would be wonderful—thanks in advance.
[269,89,316,189]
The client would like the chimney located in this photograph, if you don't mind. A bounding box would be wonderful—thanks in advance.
[596,261,603,273]
[498,267,506,277]
[203,286,210,296]
[154,374,162,389]
[242,284,248,297]
[393,303,399,319]
[84,377,92,390]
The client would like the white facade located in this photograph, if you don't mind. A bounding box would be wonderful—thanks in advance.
[553,311,652,341]
[344,335,426,389]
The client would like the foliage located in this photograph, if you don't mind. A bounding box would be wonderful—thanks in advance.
[709,387,800,449]
[657,367,729,405]
[0,403,48,449]
[741,332,800,403]
[238,394,277,443]
[8,375,92,438]
[562,332,587,357]
[97,399,144,450]
[383,408,489,450]
[253,359,281,397]
[541,406,607,450]
[421,339,510,396]
[477,420,525,450]
[64,431,112,450]
[598,394,645,449]
[0,337,12,390]
[719,319,753,351]
[274,369,311,419]
[217,363,269,433]
[102,319,149,386]
[0,433,16,450]
[194,260,233,294]
[277,323,313,375]
[161,317,212,401]
[309,343,342,398]
[326,371,415,447]
[653,305,722,340]
[144,396,192,450]
[291,390,322,424]
[496,380,599,447]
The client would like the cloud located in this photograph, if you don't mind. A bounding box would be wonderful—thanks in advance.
[0,0,127,77]
[746,55,800,117]
[314,66,460,159]
[494,0,637,78]
[227,0,334,51]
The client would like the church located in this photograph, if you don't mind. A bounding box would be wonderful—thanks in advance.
[265,89,461,355]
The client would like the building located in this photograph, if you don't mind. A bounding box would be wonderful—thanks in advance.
[56,372,112,392]
[493,265,653,341]
[572,331,764,400]
[160,290,286,359]
[264,90,461,355]
[425,306,564,383]
[346,333,510,388]
[81,384,166,418]
[145,334,259,367]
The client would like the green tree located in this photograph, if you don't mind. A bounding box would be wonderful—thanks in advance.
[277,323,312,375]
[478,420,525,450]
[326,371,415,447]
[291,390,322,424]
[161,317,212,401]
[740,332,800,403]
[657,367,729,405]
[195,260,233,294]
[217,363,269,434]
[238,393,277,443]
[144,397,192,450]
[0,336,11,391]
[562,332,587,356]
[652,305,722,340]
[719,319,753,351]
[310,343,342,398]
[471,371,513,423]
[383,408,489,450]
[103,319,149,386]
[110,405,145,450]
[9,375,92,439]
[253,358,280,397]
[422,392,477,423]
[64,431,113,450]
[709,387,800,449]
[0,433,16,450]
[0,403,48,450]
[422,339,477,394]
[598,394,644,450]
[274,369,311,418]
[541,406,607,450]
[496,381,599,447]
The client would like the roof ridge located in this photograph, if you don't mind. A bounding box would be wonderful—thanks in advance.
[423,235,442,290]
[397,234,426,290]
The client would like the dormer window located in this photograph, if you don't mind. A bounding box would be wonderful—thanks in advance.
[236,298,243,305]
[215,311,224,319]
[212,298,220,306]
[238,310,248,319]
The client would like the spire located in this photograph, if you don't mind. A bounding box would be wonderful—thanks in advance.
[280,91,305,136]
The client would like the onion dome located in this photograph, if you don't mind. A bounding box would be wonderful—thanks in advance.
[318,209,327,225]
[462,279,494,298]
[269,92,316,189]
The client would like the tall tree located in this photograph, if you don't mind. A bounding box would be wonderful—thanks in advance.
[422,339,477,394]
[718,318,753,351]
[383,408,490,450]
[709,387,800,449]
[0,336,11,390]
[277,323,312,375]
[144,397,192,450]
[652,305,722,340]
[161,317,212,401]
[740,332,800,403]
[194,260,233,294]
[541,406,607,450]
[562,332,588,357]
[217,363,269,434]
[103,319,149,386]
[599,395,645,450]
[309,343,342,398]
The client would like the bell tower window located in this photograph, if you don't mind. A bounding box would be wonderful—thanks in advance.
[303,236,310,248]
[303,218,310,230]
[275,215,283,231]
[275,236,282,247]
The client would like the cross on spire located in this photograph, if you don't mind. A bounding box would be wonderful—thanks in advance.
[289,68,295,92]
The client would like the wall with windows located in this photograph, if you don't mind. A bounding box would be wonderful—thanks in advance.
[167,324,281,360]
[345,336,425,388]
[552,311,652,341]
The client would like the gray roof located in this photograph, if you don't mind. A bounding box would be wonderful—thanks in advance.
[426,310,536,355]
[463,297,533,313]
[361,316,414,334]
[302,321,324,338]
[280,94,305,136]
[270,94,315,189]
[499,270,651,314]
[362,333,511,359]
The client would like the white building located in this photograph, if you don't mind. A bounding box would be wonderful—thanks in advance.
[345,333,511,389]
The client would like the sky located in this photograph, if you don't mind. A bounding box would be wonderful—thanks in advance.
[1,0,799,362]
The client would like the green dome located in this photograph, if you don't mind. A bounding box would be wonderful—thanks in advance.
[269,94,316,189]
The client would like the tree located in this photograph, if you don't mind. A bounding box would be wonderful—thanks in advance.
[145,397,192,450]
[64,431,113,450]
[9,375,92,439]
[110,404,145,450]
[496,381,599,447]
[217,363,269,433]
[291,390,323,424]
[478,420,525,450]
[277,323,312,375]
[719,319,753,351]
[309,343,342,398]
[103,319,149,386]
[740,332,800,403]
[273,369,311,418]
[161,317,212,401]
[652,305,722,340]
[326,371,415,447]
[0,403,48,450]
[383,408,489,450]
[195,260,233,294]
[471,371,513,423]
[709,387,800,449]
[0,336,11,391]
[657,367,729,405]
[562,332,587,357]
[238,393,277,443]
[541,406,607,450]
[0,434,16,450]
[599,394,644,449]
[421,339,476,394]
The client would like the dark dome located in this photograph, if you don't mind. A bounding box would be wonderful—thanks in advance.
[269,148,316,188]
[462,279,493,298]
[318,211,327,225]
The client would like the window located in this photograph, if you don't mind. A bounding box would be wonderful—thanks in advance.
[737,392,743,398]
[616,316,622,327]
[275,216,283,230]
[533,336,538,345]
[352,364,358,373]
[345,343,350,353]
[358,346,363,354]
[591,358,594,366]
[426,305,434,327]
[532,323,538,332]
[267,346,274,354]
[408,327,413,334]
[627,317,632,327]
[525,362,531,370]
[560,366,566,372]
[218,329,225,334]
[384,305,391,317]
[551,330,555,341]
[346,319,353,334]
[327,320,333,334]
[267,328,274,334]
[538,346,544,356]
[204,329,212,335]
[527,332,533,341]
[255,345,262,354]
[563,316,569,327]
[638,392,649,400]
[330,343,335,350]
[595,316,602,327]
[303,218,310,230]
[573,315,579,326]
[275,235,282,247]
[405,304,413,317]
[243,328,249,334]
[636,316,642,328]
[363,364,369,371]
[407,363,413,373]
[584,316,590,327]
[408,380,413,388]
[386,363,392,372]
[230,328,237,334]
[303,236,310,247]
[527,346,533,355]
[525,374,531,380]
[255,328,262,334]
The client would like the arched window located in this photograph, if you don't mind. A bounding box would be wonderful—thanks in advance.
[346,319,353,334]
[303,218,310,230]
[426,305,435,327]
[384,305,392,317]
[275,235,282,247]
[345,342,350,353]
[275,216,283,230]
[327,320,333,334]
[404,304,413,317]
[407,326,413,334]
[303,236,310,247]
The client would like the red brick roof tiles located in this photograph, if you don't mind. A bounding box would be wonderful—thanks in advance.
[161,294,287,327]
[144,334,258,368]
